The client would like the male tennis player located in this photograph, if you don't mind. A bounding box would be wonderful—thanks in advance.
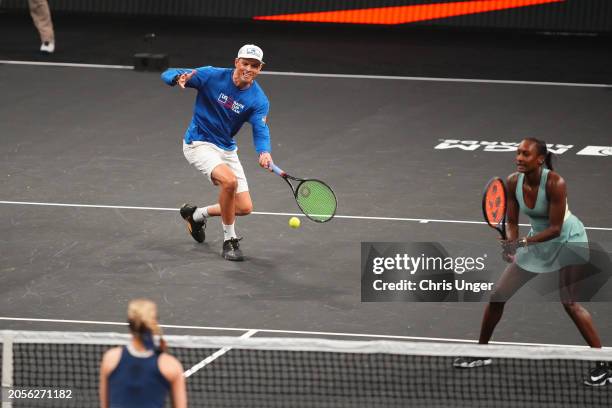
[161,44,273,261]
[453,138,609,386]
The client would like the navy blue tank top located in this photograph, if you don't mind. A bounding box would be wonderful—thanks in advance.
[108,346,170,408]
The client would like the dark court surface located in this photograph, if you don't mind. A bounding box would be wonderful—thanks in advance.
[1,13,612,345]
[2,62,611,344]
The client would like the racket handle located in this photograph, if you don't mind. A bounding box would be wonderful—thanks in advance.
[269,163,286,177]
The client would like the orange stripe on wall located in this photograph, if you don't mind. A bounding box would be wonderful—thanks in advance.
[253,0,564,25]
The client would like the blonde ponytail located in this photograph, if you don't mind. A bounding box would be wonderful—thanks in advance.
[127,298,167,352]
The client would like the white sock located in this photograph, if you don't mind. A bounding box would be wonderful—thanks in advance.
[193,206,210,222]
[222,223,237,241]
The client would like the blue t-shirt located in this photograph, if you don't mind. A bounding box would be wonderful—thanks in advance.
[108,347,169,408]
[161,66,271,154]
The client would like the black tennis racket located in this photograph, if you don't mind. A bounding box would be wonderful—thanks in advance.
[269,163,337,223]
[482,177,507,240]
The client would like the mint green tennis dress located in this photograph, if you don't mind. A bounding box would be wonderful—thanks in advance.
[514,168,589,273]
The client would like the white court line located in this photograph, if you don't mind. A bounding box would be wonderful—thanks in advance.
[0,60,133,69]
[183,330,258,378]
[1,200,610,231]
[0,317,591,348]
[1,60,610,88]
[262,71,612,88]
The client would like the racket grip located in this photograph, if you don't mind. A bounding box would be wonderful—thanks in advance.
[269,163,286,177]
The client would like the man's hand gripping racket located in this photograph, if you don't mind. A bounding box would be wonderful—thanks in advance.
[268,163,337,223]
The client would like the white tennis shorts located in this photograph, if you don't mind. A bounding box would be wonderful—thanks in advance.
[183,141,249,193]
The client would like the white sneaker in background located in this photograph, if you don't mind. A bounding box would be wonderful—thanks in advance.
[40,41,55,53]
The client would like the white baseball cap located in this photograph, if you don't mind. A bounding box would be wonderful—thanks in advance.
[237,44,264,64]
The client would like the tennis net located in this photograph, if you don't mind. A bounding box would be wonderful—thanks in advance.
[1,330,611,407]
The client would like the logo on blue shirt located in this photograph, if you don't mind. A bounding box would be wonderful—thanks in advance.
[217,92,245,114]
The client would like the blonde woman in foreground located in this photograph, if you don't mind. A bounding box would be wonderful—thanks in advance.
[99,299,187,408]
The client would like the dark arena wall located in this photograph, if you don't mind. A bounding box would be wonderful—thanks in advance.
[1,0,611,33]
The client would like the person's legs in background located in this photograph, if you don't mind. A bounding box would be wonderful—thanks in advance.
[28,0,55,53]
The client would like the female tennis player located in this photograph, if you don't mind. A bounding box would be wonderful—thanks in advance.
[99,299,187,407]
[454,138,609,386]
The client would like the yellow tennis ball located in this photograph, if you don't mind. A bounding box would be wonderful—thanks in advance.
[289,217,301,229]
